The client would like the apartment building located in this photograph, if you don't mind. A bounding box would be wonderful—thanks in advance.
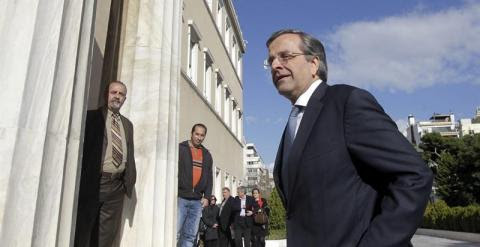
[244,143,272,196]
[407,107,480,145]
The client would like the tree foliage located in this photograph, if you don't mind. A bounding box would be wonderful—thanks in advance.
[420,133,480,206]
[268,187,286,230]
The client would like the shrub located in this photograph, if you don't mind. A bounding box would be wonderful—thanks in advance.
[268,187,286,230]
[422,200,480,233]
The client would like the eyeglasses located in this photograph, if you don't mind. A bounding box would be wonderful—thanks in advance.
[264,52,308,70]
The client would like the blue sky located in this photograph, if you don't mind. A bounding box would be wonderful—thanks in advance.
[233,0,480,168]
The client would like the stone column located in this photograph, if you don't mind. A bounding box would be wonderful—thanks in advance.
[117,0,182,246]
[0,0,96,246]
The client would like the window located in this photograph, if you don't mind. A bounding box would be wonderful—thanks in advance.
[231,38,237,64]
[232,101,237,134]
[215,70,223,114]
[224,88,231,126]
[237,51,242,79]
[225,17,231,49]
[237,110,243,139]
[203,49,213,102]
[216,0,224,33]
[187,21,201,85]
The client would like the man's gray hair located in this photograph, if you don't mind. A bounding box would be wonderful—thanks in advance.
[237,186,246,193]
[266,29,328,82]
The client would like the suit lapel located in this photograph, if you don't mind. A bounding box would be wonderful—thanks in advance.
[286,83,329,203]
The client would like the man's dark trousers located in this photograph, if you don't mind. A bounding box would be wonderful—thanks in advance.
[234,217,251,247]
[75,175,125,247]
[218,228,234,247]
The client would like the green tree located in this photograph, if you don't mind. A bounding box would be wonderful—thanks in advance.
[268,187,286,230]
[420,133,480,206]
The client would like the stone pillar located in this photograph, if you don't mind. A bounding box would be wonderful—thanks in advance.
[117,0,182,246]
[0,0,96,246]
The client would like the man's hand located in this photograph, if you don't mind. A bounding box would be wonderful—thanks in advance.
[246,210,253,216]
[201,198,209,207]
[213,223,218,228]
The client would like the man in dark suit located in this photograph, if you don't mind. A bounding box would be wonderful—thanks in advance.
[266,29,433,246]
[218,187,235,247]
[232,186,255,247]
[75,80,137,247]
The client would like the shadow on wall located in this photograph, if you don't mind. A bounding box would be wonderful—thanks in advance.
[114,187,137,246]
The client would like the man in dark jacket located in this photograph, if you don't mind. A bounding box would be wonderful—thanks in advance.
[75,81,137,247]
[177,123,213,247]
[267,29,433,246]
[232,186,255,247]
[218,187,235,247]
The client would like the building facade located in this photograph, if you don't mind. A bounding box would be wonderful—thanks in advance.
[407,108,480,145]
[179,0,245,200]
[0,0,244,246]
[459,107,480,137]
[407,113,459,144]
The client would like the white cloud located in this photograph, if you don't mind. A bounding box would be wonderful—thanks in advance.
[326,2,480,92]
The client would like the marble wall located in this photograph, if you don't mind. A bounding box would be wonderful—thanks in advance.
[0,0,182,246]
[117,0,182,246]
[0,0,95,246]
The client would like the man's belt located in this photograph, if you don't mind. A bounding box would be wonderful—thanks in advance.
[101,171,124,180]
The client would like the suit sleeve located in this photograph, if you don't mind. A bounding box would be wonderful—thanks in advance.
[344,89,433,247]
[125,120,137,198]
[232,197,241,212]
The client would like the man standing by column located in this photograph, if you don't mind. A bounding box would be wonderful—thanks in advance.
[75,80,137,247]
[177,123,213,247]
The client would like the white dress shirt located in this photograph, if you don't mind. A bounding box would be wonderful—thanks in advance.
[292,79,323,136]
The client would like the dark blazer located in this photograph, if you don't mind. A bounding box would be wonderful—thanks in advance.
[201,204,220,241]
[78,107,137,204]
[232,195,255,227]
[218,196,235,232]
[178,140,213,200]
[274,83,433,247]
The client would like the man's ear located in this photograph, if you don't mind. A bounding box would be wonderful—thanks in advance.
[310,56,320,78]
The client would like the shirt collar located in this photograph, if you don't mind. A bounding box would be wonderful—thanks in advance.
[294,79,322,107]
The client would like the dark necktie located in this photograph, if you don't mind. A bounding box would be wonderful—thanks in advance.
[111,113,123,168]
[281,105,303,197]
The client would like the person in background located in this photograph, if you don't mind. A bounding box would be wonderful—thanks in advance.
[201,195,220,247]
[218,187,235,247]
[251,188,270,247]
[177,123,213,247]
[232,186,255,247]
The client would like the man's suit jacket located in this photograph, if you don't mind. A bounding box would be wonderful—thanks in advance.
[232,195,255,228]
[274,83,433,247]
[78,107,137,205]
[218,196,235,232]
